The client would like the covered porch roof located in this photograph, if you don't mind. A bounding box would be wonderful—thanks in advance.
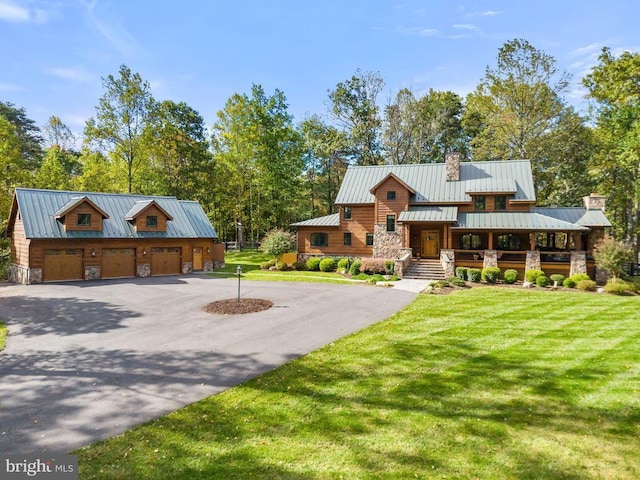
[453,212,590,231]
[398,206,458,223]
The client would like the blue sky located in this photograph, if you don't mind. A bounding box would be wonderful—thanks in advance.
[1,0,638,136]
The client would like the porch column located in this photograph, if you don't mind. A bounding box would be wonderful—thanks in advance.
[570,251,587,277]
[529,232,537,250]
[440,249,455,278]
[483,250,498,268]
[525,250,540,272]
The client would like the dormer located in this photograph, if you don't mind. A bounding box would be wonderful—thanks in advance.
[54,196,109,232]
[370,173,415,204]
[125,200,173,232]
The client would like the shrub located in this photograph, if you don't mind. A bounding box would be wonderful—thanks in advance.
[449,277,467,287]
[549,274,565,285]
[368,274,386,284]
[352,273,369,280]
[306,257,321,271]
[275,261,288,271]
[349,260,362,276]
[337,258,350,272]
[571,273,591,283]
[360,258,386,275]
[604,278,633,295]
[430,280,449,288]
[387,275,400,282]
[593,236,633,279]
[260,228,296,257]
[455,267,468,281]
[535,275,549,287]
[562,278,576,288]
[576,279,597,292]
[292,261,307,271]
[481,267,501,284]
[384,260,395,275]
[503,269,518,284]
[319,258,336,272]
[467,268,482,283]
[260,259,277,270]
[525,269,545,283]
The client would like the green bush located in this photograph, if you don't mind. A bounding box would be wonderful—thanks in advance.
[260,259,277,270]
[571,273,591,283]
[275,261,288,271]
[260,228,296,257]
[319,258,336,272]
[387,275,400,282]
[349,260,362,276]
[292,261,307,271]
[337,258,350,272]
[360,259,386,275]
[503,269,518,284]
[525,269,545,283]
[455,267,468,281]
[384,260,395,275]
[549,274,565,285]
[481,267,501,284]
[449,277,467,287]
[604,278,633,295]
[562,278,576,288]
[467,268,482,283]
[430,280,450,288]
[576,279,597,292]
[368,274,386,284]
[352,273,369,280]
[535,275,549,287]
[306,257,321,271]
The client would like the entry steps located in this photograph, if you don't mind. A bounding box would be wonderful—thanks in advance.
[402,258,446,280]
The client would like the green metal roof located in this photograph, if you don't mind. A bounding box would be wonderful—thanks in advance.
[398,206,458,223]
[334,160,535,205]
[14,188,218,239]
[291,213,340,227]
[531,207,611,227]
[454,212,589,231]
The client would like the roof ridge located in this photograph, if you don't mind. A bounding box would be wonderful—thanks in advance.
[16,187,177,199]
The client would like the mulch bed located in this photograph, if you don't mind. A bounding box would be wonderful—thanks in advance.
[203,298,273,315]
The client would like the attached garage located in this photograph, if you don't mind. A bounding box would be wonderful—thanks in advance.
[102,248,136,278]
[151,247,181,275]
[43,249,83,282]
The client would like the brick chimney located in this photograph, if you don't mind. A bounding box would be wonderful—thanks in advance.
[445,152,460,181]
[583,193,606,211]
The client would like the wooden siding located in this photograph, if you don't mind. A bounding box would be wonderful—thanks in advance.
[133,204,169,232]
[64,203,104,232]
[458,196,533,213]
[374,177,410,223]
[10,214,30,267]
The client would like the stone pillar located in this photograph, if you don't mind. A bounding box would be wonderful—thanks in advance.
[182,262,193,274]
[483,250,498,268]
[570,251,587,277]
[137,264,151,277]
[525,250,540,272]
[440,249,455,278]
[445,152,460,181]
[85,266,101,280]
[373,223,404,259]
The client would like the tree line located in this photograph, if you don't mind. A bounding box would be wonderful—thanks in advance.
[1,38,639,256]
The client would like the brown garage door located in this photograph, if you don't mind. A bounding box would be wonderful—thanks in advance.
[102,248,136,278]
[151,247,181,275]
[43,249,83,282]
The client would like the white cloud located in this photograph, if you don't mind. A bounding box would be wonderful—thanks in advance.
[569,43,602,57]
[0,0,51,23]
[46,66,96,82]
[481,10,501,16]
[398,26,439,37]
[452,23,477,30]
[83,0,140,57]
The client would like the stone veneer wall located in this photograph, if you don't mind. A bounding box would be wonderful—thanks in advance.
[445,152,460,181]
[483,250,498,268]
[570,251,587,277]
[440,249,455,278]
[373,223,405,259]
[525,251,541,272]
[182,262,193,274]
[85,266,101,280]
[137,264,151,277]
[204,261,215,272]
[9,264,42,285]
[394,248,413,276]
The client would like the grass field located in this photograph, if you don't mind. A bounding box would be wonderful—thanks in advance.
[78,288,640,479]
[0,321,6,351]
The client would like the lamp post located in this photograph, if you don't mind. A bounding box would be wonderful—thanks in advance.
[236,265,242,302]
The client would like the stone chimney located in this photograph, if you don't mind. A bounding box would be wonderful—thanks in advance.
[445,152,460,182]
[583,193,606,211]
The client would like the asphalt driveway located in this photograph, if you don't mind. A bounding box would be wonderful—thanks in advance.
[0,275,416,455]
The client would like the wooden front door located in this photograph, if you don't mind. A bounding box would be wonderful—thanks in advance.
[422,231,440,258]
[193,247,203,270]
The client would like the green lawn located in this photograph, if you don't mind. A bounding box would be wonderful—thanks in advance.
[0,321,6,351]
[78,288,640,479]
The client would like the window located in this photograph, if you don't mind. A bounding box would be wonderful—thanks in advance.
[386,214,396,232]
[497,233,522,250]
[343,206,352,220]
[146,215,158,227]
[387,190,396,200]
[366,233,374,246]
[461,234,483,250]
[474,196,486,211]
[495,195,507,211]
[343,232,352,246]
[310,232,328,247]
[77,213,91,226]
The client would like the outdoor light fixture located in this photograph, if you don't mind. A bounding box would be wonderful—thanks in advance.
[236,265,242,302]
[142,249,147,256]
[91,249,96,257]
[206,247,211,254]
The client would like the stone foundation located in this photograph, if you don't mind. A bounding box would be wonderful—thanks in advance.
[373,223,404,259]
[440,249,455,278]
[85,266,101,280]
[394,248,413,276]
[137,264,151,277]
[483,250,498,268]
[570,251,587,277]
[525,251,540,271]
[182,262,193,274]
[213,260,225,269]
[9,264,42,285]
[204,261,214,272]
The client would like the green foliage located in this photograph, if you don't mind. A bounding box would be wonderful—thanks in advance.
[455,267,468,281]
[337,258,350,272]
[0,238,10,280]
[275,261,288,271]
[260,259,277,270]
[525,269,545,283]
[260,228,297,258]
[549,274,565,285]
[467,268,482,283]
[562,278,576,288]
[481,267,501,283]
[292,261,307,271]
[593,237,633,279]
[34,146,78,190]
[0,101,43,170]
[349,260,362,276]
[319,258,336,272]
[384,260,395,275]
[306,257,321,271]
[429,280,450,288]
[535,275,549,287]
[571,273,591,283]
[604,278,633,295]
[576,279,597,292]
[360,258,386,275]
[367,274,386,284]
[503,269,519,284]
[0,116,32,232]
[448,277,467,287]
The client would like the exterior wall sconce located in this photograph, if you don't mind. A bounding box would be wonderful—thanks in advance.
[91,249,96,257]
[206,247,211,254]
[142,249,147,256]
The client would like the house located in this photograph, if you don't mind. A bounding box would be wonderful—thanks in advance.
[7,188,225,284]
[292,153,611,281]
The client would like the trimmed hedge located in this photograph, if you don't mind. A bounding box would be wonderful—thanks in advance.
[467,268,482,283]
[319,258,336,272]
[292,261,307,271]
[503,269,518,284]
[571,273,591,283]
[576,279,597,292]
[481,267,501,284]
[455,267,468,281]
[337,258,350,272]
[549,274,565,285]
[535,275,549,287]
[349,260,362,276]
[562,278,576,288]
[306,257,321,271]
[525,269,545,283]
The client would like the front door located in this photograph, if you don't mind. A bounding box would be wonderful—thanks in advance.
[193,247,203,270]
[422,231,440,258]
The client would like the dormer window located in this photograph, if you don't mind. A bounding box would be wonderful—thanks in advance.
[474,196,486,211]
[146,215,158,227]
[344,206,352,220]
[495,195,507,211]
[77,214,91,226]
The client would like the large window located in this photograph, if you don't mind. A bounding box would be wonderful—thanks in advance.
[461,233,483,250]
[343,232,352,246]
[310,232,328,247]
[366,233,374,246]
[146,215,158,227]
[474,196,486,211]
[497,233,522,250]
[77,213,91,226]
[495,195,507,211]
[343,206,352,220]
[387,191,396,200]
[386,214,396,232]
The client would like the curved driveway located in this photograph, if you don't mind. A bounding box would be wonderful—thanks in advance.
[0,275,416,454]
